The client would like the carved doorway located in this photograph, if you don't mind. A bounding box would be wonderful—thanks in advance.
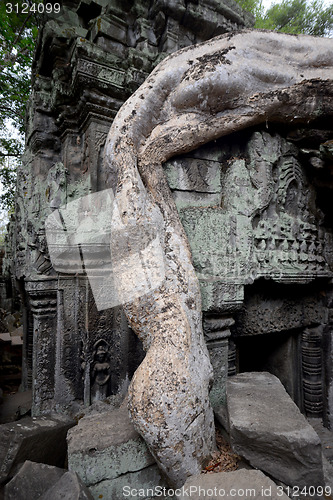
[235,329,303,411]
[231,279,327,419]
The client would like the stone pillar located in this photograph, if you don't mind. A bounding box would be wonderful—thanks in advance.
[301,326,323,417]
[228,338,237,377]
[323,287,333,428]
[203,315,235,408]
[26,280,58,415]
[21,304,33,392]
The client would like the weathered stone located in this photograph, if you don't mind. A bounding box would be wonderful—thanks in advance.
[203,317,235,334]
[67,405,156,486]
[0,390,32,424]
[10,0,253,421]
[100,30,333,487]
[206,338,229,409]
[176,469,291,500]
[163,158,222,193]
[6,0,333,492]
[0,415,74,483]
[227,372,324,488]
[4,461,65,500]
[89,465,168,500]
[39,471,94,500]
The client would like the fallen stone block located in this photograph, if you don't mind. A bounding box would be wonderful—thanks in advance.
[89,465,168,500]
[39,471,94,500]
[67,405,156,486]
[0,332,11,342]
[0,415,75,483]
[0,390,32,424]
[67,405,170,498]
[227,372,324,488]
[4,460,65,500]
[176,469,291,499]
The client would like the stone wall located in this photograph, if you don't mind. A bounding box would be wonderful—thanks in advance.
[163,126,333,423]
[10,0,254,415]
[9,0,333,427]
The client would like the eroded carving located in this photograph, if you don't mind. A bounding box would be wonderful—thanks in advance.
[91,339,111,402]
[103,30,333,486]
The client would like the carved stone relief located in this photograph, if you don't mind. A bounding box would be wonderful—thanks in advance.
[175,131,333,301]
[9,0,254,418]
[166,126,332,417]
[91,339,111,402]
[6,0,333,469]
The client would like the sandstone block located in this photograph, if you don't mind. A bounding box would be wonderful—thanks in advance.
[4,460,65,500]
[176,469,291,499]
[0,415,74,483]
[39,471,94,500]
[227,372,324,488]
[67,405,156,486]
[89,465,168,500]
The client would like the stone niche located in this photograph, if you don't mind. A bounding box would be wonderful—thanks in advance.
[164,126,333,426]
[9,0,253,416]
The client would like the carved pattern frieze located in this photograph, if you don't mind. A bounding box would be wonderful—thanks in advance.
[178,132,333,307]
[253,156,330,282]
[74,59,126,89]
[301,327,323,416]
[95,131,108,153]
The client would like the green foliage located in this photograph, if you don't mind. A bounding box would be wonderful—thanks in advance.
[0,156,18,211]
[0,0,39,129]
[257,0,333,36]
[236,0,265,19]
[238,0,333,37]
[0,0,40,211]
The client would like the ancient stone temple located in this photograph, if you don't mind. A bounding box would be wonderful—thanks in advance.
[171,127,333,422]
[3,0,333,495]
[8,0,253,416]
[5,0,333,432]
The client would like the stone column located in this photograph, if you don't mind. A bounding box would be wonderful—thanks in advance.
[323,287,333,428]
[203,315,235,408]
[26,280,57,416]
[301,326,323,417]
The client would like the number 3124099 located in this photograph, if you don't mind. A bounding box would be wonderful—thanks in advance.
[6,3,61,14]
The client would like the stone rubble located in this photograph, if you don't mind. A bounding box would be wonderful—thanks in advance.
[0,415,74,484]
[226,372,324,488]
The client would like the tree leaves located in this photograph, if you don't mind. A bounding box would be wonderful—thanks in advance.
[0,0,41,211]
[237,0,333,37]
[258,0,333,36]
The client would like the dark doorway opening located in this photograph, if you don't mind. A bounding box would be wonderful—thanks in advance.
[235,329,303,411]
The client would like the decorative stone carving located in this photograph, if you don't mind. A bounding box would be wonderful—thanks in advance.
[10,0,253,419]
[103,29,333,486]
[25,284,58,414]
[91,339,111,402]
[301,327,323,416]
[6,0,333,489]
[203,315,235,408]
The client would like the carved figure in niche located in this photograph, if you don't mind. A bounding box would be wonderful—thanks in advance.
[29,163,68,275]
[91,339,111,402]
[46,162,68,210]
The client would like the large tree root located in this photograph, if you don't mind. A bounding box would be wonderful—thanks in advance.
[104,30,333,487]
